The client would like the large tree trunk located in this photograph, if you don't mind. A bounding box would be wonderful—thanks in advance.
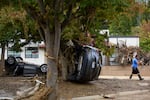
[0,44,5,76]
[44,18,61,99]
[25,1,62,99]
[44,27,58,100]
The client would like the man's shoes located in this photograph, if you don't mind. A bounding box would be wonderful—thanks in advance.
[140,78,144,80]
[138,74,144,80]
[129,75,132,79]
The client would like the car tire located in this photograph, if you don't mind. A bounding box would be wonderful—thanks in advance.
[76,50,94,81]
[40,64,48,73]
[76,49,101,82]
[5,56,17,75]
[6,56,16,65]
[93,64,101,80]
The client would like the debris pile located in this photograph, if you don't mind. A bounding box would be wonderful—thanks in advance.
[114,43,150,66]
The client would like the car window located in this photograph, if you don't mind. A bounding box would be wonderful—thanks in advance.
[25,47,39,58]
[8,49,21,57]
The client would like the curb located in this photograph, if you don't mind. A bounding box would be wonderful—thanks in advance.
[72,90,149,100]
[99,76,150,80]
[72,95,103,100]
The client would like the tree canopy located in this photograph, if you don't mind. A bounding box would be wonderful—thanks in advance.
[109,0,146,36]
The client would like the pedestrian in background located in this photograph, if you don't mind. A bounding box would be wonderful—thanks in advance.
[129,55,144,80]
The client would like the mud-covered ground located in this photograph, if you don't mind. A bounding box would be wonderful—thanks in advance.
[0,66,150,99]
[58,78,150,99]
[0,77,34,97]
[0,76,150,100]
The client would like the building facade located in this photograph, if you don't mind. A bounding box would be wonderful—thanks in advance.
[0,41,46,65]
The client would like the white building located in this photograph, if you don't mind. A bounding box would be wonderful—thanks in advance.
[109,36,139,65]
[0,41,46,65]
[109,36,139,47]
[99,29,109,36]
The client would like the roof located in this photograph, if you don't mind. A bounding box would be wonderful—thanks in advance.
[109,36,139,38]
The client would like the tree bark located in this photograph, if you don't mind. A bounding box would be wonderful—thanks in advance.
[59,51,68,80]
[46,4,62,99]
[43,25,59,100]
[25,1,64,99]
[0,44,5,76]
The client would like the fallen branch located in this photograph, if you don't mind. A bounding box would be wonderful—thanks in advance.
[15,79,45,100]
[27,86,52,100]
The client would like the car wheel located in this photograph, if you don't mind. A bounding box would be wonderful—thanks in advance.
[40,64,48,73]
[6,56,16,65]
[76,50,100,82]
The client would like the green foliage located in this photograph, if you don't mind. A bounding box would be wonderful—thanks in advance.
[1,0,142,55]
[136,20,150,52]
[0,7,17,44]
[109,14,132,36]
[95,33,115,56]
[109,1,146,36]
[138,1,150,52]
[140,38,150,52]
[61,0,137,57]
[0,5,39,52]
[142,1,150,23]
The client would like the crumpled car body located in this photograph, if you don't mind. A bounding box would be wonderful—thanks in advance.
[5,56,47,77]
[68,45,102,82]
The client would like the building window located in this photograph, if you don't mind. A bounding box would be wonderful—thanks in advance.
[25,47,39,58]
[8,49,21,57]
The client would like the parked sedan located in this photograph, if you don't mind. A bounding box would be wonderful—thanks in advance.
[5,56,47,77]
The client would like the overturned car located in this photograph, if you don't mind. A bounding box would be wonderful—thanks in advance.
[64,42,102,82]
[5,56,47,77]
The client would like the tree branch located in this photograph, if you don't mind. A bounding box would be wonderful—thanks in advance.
[38,26,46,42]
[37,0,46,14]
[61,0,74,31]
[25,4,47,29]
[25,4,52,47]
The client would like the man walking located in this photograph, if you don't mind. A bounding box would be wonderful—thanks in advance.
[129,55,144,80]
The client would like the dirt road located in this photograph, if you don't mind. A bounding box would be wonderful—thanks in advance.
[0,65,150,100]
[101,65,150,76]
[58,65,150,99]
[58,78,150,100]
